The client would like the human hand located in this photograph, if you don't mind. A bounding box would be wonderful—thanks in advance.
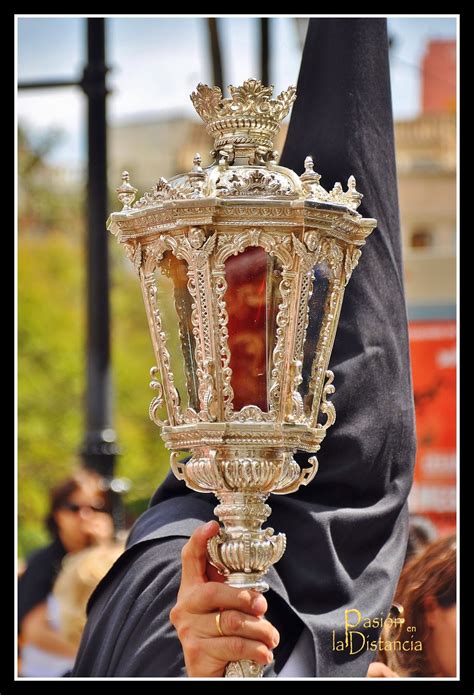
[79,510,114,545]
[367,661,400,677]
[169,520,279,677]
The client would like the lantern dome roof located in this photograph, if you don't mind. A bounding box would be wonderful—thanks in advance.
[113,81,366,214]
[190,79,296,157]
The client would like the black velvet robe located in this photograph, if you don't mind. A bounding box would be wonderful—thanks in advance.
[72,17,416,678]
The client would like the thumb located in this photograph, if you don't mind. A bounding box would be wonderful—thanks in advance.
[180,520,220,588]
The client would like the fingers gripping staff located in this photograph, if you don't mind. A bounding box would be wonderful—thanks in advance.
[170,522,279,678]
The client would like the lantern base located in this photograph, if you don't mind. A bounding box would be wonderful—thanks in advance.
[222,572,270,593]
[171,448,320,677]
[207,485,283,679]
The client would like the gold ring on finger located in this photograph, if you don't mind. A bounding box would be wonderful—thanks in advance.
[215,610,225,637]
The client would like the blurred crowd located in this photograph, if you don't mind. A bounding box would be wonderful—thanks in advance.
[18,469,125,677]
[17,473,456,678]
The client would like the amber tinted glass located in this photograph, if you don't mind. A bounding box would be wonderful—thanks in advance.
[225,247,282,412]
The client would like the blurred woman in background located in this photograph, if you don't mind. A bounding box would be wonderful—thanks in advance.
[368,534,456,678]
[18,469,115,676]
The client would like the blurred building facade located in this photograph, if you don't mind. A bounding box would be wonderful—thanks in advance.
[422,39,456,113]
[396,39,456,534]
[109,115,213,192]
[393,37,456,321]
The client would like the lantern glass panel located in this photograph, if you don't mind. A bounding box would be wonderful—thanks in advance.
[154,252,199,411]
[225,247,282,412]
[299,261,332,414]
[266,255,283,400]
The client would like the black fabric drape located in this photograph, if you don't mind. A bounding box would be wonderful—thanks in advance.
[73,18,415,678]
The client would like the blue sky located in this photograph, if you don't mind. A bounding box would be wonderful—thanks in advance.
[17,16,457,170]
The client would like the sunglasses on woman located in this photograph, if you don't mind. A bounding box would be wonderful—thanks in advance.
[60,501,106,513]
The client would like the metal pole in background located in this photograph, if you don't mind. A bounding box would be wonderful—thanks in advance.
[260,18,270,86]
[79,18,124,530]
[207,18,224,91]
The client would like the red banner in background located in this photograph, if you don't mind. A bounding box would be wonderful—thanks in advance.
[408,320,456,534]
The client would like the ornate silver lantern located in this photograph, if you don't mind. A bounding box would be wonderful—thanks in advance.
[108,79,376,677]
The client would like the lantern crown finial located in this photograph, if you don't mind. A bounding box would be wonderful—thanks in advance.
[116,170,138,210]
[190,79,296,160]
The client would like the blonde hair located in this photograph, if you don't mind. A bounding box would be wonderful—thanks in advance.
[53,542,124,647]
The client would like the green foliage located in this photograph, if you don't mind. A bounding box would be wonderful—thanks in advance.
[18,233,86,557]
[18,129,170,559]
[18,125,83,236]
[18,524,51,561]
